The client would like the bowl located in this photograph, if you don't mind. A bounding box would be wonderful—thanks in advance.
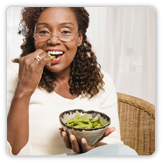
[59,109,111,146]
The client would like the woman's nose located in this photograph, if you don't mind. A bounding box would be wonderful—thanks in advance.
[48,34,62,44]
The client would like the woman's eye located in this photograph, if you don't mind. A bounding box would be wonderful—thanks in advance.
[39,30,49,34]
[61,30,71,35]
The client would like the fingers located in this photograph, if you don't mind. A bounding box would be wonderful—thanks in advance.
[98,127,116,142]
[80,138,93,153]
[80,127,115,152]
[61,131,72,149]
[69,134,81,153]
[59,127,115,154]
[103,127,115,137]
[34,49,51,67]
[59,128,81,153]
[59,128,63,137]
[20,49,51,68]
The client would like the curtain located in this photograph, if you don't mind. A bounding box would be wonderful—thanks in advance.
[85,7,155,105]
[7,7,23,64]
[7,7,155,105]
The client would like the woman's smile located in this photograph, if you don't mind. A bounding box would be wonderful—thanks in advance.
[51,54,63,64]
[46,49,64,64]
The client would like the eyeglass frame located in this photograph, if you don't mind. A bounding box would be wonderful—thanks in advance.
[33,28,80,42]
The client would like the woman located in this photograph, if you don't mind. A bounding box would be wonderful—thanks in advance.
[7,7,137,156]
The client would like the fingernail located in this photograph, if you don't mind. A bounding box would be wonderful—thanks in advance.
[70,135,74,141]
[62,132,66,138]
[82,138,86,143]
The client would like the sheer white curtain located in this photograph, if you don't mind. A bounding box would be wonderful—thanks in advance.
[86,7,155,105]
[7,7,155,105]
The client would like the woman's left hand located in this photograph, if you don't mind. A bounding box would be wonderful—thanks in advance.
[59,127,115,153]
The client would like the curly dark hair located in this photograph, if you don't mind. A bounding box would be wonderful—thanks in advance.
[13,7,105,98]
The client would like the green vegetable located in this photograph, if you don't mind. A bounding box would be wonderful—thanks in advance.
[66,114,105,129]
[66,114,80,124]
[93,122,99,128]
[88,121,93,128]
[74,114,88,123]
[90,118,98,123]
[50,55,56,59]
[67,122,75,126]
[99,116,104,126]
[75,121,85,125]
[94,123,101,128]
[74,124,91,129]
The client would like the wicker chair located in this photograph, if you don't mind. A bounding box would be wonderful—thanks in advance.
[117,93,155,155]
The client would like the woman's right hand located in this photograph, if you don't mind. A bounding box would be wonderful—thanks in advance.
[7,49,51,155]
[15,49,51,98]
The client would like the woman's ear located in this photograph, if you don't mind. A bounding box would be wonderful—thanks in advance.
[77,32,83,46]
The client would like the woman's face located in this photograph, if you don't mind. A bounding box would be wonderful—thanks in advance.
[34,7,83,74]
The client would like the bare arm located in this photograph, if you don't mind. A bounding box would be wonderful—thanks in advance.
[7,49,51,155]
[7,93,30,155]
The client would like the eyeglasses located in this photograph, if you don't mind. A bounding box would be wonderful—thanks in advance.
[33,29,79,42]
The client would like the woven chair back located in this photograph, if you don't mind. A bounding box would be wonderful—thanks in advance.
[117,93,155,155]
